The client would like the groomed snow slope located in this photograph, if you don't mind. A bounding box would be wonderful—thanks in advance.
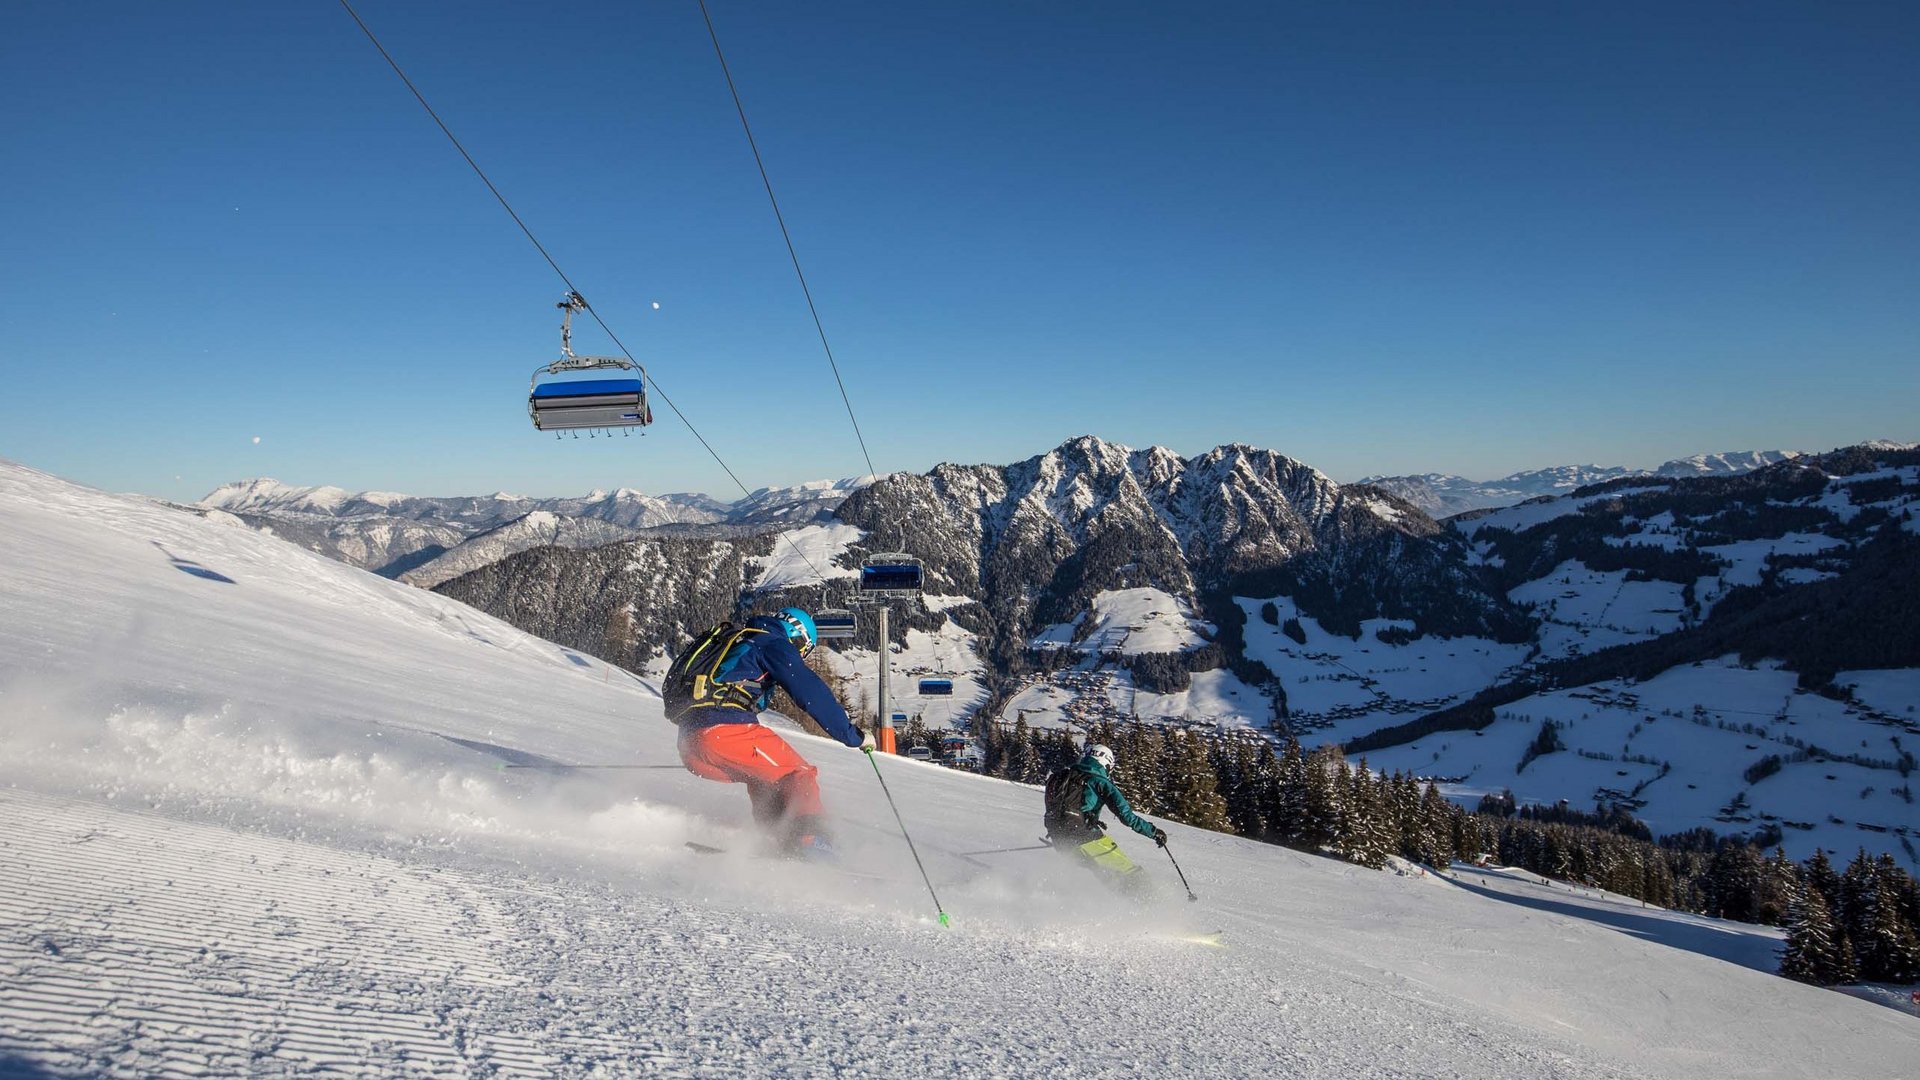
[1,460,1915,1079]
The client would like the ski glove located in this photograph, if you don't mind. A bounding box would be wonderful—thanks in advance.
[1153,827,1168,848]
[858,730,877,753]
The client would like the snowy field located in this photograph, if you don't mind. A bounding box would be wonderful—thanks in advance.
[1032,588,1212,654]
[1507,559,1688,659]
[1359,659,1920,872]
[2,459,1917,1078]
[998,662,1272,735]
[750,523,864,592]
[1237,596,1531,745]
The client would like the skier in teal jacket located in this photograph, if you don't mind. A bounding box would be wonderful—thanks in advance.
[1044,744,1166,883]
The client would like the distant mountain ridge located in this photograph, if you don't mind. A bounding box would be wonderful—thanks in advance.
[196,476,873,578]
[823,436,1522,660]
[1363,450,1807,518]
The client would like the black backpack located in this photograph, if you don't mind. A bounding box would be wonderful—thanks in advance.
[1043,767,1091,832]
[662,621,766,722]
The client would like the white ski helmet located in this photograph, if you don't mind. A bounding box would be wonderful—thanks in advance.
[1087,744,1116,770]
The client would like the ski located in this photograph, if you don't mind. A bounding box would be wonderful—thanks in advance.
[683,840,906,884]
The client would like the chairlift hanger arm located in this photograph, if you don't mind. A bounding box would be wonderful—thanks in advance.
[558,290,588,360]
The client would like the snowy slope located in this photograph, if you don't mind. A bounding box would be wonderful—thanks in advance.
[400,510,643,588]
[2,459,1916,1078]
[1239,597,1532,742]
[1031,588,1212,654]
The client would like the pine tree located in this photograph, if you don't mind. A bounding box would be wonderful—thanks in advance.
[1704,844,1764,922]
[1838,849,1878,948]
[902,713,931,753]
[1110,725,1166,815]
[1007,716,1037,783]
[1166,732,1232,832]
[1859,879,1920,984]
[1037,728,1079,779]
[1299,746,1343,851]
[1802,849,1841,908]
[1780,881,1846,984]
[1272,738,1308,845]
[1876,854,1920,931]
[1641,851,1676,909]
[1390,772,1422,862]
[1834,931,1861,985]
[981,722,1009,775]
[1240,740,1279,841]
[1418,783,1456,869]
[1757,848,1798,927]
[1341,759,1391,869]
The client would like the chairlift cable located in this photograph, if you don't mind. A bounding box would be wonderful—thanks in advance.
[336,0,576,290]
[336,0,831,584]
[697,0,879,485]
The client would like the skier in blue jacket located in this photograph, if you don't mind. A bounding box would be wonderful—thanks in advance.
[672,609,872,856]
[1043,744,1166,883]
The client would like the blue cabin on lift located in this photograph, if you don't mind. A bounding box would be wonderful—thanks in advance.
[918,678,953,696]
[529,291,653,434]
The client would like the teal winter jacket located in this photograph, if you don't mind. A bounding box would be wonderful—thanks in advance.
[1072,756,1158,839]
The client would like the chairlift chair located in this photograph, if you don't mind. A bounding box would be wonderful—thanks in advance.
[814,608,858,640]
[918,678,954,697]
[529,293,654,434]
[857,553,924,596]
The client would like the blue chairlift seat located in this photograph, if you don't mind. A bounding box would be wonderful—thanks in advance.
[859,562,924,593]
[918,678,953,696]
[814,608,858,640]
[529,368,651,432]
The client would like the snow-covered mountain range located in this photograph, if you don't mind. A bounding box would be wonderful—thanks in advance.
[1364,450,1807,518]
[4,456,1916,1076]
[187,437,1920,872]
[194,476,873,579]
[421,437,1920,871]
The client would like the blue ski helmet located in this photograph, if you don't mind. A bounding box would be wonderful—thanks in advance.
[775,607,817,656]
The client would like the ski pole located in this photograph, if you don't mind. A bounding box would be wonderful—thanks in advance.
[865,748,950,927]
[1161,841,1198,902]
[500,763,685,770]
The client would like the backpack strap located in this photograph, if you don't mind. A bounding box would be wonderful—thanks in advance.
[688,626,769,713]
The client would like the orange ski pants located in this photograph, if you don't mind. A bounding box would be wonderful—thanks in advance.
[677,720,825,837]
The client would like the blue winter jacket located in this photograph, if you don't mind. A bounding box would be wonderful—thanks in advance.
[678,616,863,748]
[1074,756,1158,839]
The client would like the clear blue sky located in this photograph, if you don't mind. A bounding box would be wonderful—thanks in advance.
[3,1,1915,502]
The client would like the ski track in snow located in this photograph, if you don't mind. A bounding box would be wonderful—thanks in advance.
[1,787,1633,1080]
[3,459,1919,1078]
